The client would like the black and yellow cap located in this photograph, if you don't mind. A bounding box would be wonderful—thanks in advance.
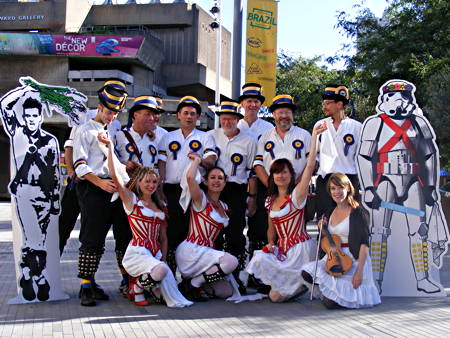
[97,78,128,112]
[269,94,296,113]
[176,96,202,115]
[238,82,265,104]
[322,84,350,105]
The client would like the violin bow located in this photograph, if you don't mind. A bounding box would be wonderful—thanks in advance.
[310,215,325,301]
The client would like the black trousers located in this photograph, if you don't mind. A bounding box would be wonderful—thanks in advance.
[246,179,269,245]
[215,182,248,257]
[58,177,80,254]
[163,183,190,250]
[316,173,360,219]
[76,180,131,254]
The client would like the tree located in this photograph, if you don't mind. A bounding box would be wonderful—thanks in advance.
[335,0,450,168]
[275,53,372,131]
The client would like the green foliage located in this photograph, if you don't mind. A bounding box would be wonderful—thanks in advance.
[334,0,450,168]
[275,53,372,131]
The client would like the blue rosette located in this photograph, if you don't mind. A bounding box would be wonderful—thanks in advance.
[189,140,202,153]
[291,139,304,159]
[343,134,355,156]
[169,141,181,160]
[264,141,275,159]
[231,153,244,176]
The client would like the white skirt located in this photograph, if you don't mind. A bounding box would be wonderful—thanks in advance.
[302,247,381,308]
[123,244,193,308]
[246,239,316,298]
[175,241,241,301]
[176,241,227,277]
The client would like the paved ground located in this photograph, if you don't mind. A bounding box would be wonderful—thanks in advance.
[1,201,450,337]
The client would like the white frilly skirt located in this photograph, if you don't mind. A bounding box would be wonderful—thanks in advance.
[246,239,316,298]
[302,247,381,308]
[123,244,193,308]
[175,240,241,301]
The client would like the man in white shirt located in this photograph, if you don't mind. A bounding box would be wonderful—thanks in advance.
[314,85,362,218]
[73,79,132,306]
[158,96,217,272]
[153,96,168,142]
[115,96,160,173]
[208,100,257,294]
[237,83,273,139]
[251,95,311,264]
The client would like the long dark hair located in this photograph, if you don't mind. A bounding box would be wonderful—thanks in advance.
[267,158,296,197]
[200,166,227,194]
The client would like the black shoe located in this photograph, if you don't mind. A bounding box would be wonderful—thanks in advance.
[79,286,96,306]
[256,284,271,295]
[248,274,266,288]
[20,275,36,301]
[178,279,209,302]
[36,277,50,301]
[92,284,110,301]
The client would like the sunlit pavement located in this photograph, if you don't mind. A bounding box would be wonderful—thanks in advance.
[1,201,450,337]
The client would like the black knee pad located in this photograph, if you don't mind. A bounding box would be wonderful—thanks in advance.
[139,273,158,289]
[203,264,226,284]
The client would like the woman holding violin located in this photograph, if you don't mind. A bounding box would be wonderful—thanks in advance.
[301,173,381,309]
[246,123,327,302]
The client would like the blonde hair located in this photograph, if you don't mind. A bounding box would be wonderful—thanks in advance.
[326,173,359,209]
[126,166,164,210]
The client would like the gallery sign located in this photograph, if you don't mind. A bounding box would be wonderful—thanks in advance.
[0,33,144,58]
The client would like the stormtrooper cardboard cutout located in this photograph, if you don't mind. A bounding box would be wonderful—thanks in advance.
[357,79,449,297]
[0,77,88,303]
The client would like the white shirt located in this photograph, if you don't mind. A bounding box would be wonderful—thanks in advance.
[254,126,312,179]
[158,128,217,184]
[64,110,119,148]
[73,119,111,178]
[208,128,257,184]
[114,126,159,169]
[237,118,273,140]
[315,117,362,177]
[154,125,168,145]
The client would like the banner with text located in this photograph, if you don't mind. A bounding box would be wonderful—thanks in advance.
[245,0,278,105]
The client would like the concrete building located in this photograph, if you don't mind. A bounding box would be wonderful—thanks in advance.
[0,0,233,197]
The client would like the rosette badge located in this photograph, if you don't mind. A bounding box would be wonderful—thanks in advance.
[343,134,355,156]
[264,141,275,159]
[169,141,181,160]
[231,153,244,176]
[292,139,304,159]
[189,140,202,153]
[149,144,157,162]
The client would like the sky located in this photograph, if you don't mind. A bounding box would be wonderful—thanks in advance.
[90,0,389,69]
[194,0,389,69]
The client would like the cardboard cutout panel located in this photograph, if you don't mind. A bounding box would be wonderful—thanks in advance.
[0,77,87,303]
[357,79,449,297]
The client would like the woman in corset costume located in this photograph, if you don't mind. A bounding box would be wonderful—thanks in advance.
[246,123,326,302]
[100,132,192,308]
[176,153,241,301]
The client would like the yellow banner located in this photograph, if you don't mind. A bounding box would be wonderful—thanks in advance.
[245,0,278,105]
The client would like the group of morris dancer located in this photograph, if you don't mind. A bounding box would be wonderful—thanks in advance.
[58,78,382,310]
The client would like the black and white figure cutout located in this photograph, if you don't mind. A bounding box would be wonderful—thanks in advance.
[357,79,449,297]
[0,77,88,303]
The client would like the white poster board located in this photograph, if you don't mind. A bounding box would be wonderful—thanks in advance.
[357,79,449,297]
[0,77,88,303]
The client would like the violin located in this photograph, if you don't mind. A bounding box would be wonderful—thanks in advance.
[319,217,353,277]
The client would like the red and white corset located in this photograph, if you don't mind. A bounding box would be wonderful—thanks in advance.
[266,195,310,255]
[127,203,165,256]
[186,202,227,248]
